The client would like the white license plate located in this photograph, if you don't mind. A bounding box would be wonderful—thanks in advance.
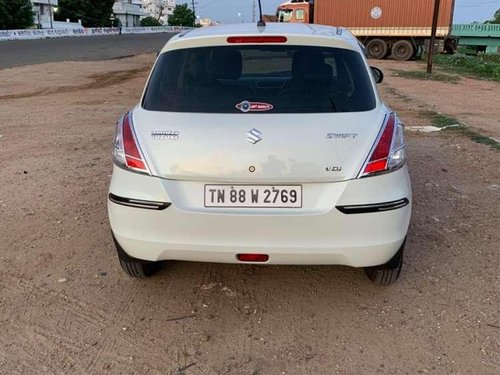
[204,185,302,208]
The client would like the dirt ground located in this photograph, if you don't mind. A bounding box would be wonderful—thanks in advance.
[375,59,500,140]
[0,55,498,375]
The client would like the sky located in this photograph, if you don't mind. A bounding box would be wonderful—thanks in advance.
[194,0,499,25]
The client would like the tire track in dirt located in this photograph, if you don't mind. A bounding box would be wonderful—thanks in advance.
[0,66,150,101]
[1,275,110,326]
[83,281,144,374]
[0,277,110,373]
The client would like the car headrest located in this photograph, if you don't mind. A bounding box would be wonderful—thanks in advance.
[211,48,243,80]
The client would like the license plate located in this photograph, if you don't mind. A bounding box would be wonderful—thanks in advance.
[204,185,302,208]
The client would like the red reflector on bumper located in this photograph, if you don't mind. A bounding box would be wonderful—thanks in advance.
[237,254,269,262]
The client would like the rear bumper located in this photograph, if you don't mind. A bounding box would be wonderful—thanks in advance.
[108,166,411,267]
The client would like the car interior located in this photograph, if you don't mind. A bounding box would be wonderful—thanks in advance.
[142,45,376,113]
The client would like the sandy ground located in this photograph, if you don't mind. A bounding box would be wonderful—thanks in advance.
[0,55,499,375]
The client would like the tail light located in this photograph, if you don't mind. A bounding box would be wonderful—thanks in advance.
[113,112,150,174]
[360,113,406,177]
[227,36,287,43]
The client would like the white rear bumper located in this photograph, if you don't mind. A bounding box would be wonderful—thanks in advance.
[108,166,411,267]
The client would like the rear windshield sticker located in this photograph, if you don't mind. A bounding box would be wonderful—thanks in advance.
[236,101,274,113]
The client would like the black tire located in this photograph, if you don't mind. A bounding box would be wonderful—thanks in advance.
[112,234,162,278]
[392,40,415,61]
[366,39,388,60]
[364,239,405,285]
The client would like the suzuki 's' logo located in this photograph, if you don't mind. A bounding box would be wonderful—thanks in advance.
[247,128,263,144]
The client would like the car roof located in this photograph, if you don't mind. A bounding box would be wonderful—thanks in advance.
[162,23,361,53]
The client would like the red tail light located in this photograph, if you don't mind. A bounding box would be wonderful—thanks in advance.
[122,114,148,171]
[237,254,269,262]
[113,112,150,174]
[227,36,287,44]
[361,113,406,177]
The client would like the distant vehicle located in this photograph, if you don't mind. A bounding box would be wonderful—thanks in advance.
[275,0,456,60]
[108,22,412,285]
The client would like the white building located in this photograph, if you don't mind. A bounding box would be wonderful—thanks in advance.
[31,0,82,29]
[113,0,148,27]
[31,0,58,29]
[197,18,218,27]
[142,0,176,24]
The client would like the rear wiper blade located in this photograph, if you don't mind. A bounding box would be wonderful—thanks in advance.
[329,98,338,112]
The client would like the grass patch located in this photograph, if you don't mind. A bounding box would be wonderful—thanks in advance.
[421,111,500,150]
[432,54,500,81]
[384,86,413,102]
[422,112,462,128]
[443,127,500,151]
[392,69,460,83]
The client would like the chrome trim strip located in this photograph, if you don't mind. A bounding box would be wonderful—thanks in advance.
[109,193,171,211]
[336,198,409,214]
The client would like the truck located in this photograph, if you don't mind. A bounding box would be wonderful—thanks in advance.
[275,0,456,60]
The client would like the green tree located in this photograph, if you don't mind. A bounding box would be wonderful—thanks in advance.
[0,0,34,30]
[168,4,195,27]
[492,9,500,24]
[140,16,162,27]
[55,0,115,27]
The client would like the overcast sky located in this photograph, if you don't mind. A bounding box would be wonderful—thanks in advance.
[194,0,499,25]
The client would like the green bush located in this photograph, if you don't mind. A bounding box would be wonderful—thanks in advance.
[140,16,162,27]
[433,54,500,81]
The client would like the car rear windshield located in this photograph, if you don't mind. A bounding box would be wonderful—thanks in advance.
[142,45,376,113]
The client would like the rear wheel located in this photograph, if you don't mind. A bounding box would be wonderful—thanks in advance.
[112,234,162,278]
[392,40,415,61]
[364,239,405,285]
[366,39,388,60]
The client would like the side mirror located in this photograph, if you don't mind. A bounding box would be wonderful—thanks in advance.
[370,66,384,84]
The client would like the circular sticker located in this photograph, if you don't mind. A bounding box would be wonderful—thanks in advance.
[371,7,382,20]
[240,101,251,113]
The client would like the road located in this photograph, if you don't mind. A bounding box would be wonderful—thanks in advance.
[0,52,498,374]
[0,33,175,69]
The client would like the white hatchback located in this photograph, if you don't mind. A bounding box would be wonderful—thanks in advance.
[108,23,411,285]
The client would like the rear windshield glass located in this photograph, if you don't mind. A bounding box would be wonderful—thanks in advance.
[142,45,376,113]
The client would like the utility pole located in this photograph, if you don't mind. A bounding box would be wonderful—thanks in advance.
[157,3,164,22]
[427,0,441,74]
[48,0,54,29]
[191,0,197,14]
[252,0,256,23]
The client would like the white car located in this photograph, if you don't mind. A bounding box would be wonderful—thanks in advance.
[108,23,411,285]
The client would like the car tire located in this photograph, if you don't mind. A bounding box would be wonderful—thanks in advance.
[364,239,405,285]
[392,40,415,61]
[366,39,388,60]
[112,234,162,278]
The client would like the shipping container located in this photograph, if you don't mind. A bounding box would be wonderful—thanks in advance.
[275,0,457,60]
[315,0,454,30]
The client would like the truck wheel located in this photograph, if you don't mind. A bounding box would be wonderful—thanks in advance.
[112,234,162,278]
[364,239,405,285]
[366,39,388,60]
[392,40,415,61]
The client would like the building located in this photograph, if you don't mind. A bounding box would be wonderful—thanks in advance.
[142,0,176,24]
[31,0,58,29]
[197,18,218,27]
[112,0,148,27]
